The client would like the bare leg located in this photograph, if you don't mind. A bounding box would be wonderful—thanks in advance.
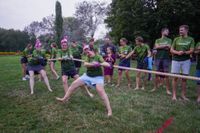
[141,72,146,90]
[29,71,34,94]
[125,70,131,89]
[135,72,141,90]
[21,63,26,78]
[56,78,85,101]
[107,75,111,83]
[96,84,112,117]
[62,75,69,93]
[197,85,200,103]
[181,79,189,101]
[50,62,59,79]
[172,77,178,100]
[73,75,94,98]
[165,76,171,95]
[151,75,159,92]
[40,69,52,92]
[116,70,123,87]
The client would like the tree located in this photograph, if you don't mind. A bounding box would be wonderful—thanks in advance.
[55,1,63,46]
[75,0,108,37]
[105,0,200,47]
[63,17,86,42]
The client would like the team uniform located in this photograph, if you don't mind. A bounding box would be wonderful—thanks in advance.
[155,37,172,72]
[50,47,58,63]
[118,45,132,69]
[27,49,46,72]
[58,49,77,78]
[80,55,104,88]
[20,48,31,64]
[70,45,83,68]
[133,44,150,69]
[171,36,195,75]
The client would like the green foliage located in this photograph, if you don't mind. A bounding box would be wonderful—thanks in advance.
[0,56,200,132]
[106,0,200,47]
[55,1,63,47]
[0,28,30,52]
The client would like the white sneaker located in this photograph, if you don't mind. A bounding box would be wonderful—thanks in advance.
[25,75,30,79]
[22,77,27,81]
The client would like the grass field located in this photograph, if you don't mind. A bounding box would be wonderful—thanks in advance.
[0,56,200,133]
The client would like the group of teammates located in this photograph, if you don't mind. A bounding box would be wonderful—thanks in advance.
[20,24,200,116]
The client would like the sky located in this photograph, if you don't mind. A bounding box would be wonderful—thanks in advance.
[0,0,111,38]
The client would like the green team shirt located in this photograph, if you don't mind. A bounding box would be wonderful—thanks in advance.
[118,45,132,61]
[29,49,46,66]
[21,48,31,57]
[172,36,195,61]
[70,45,83,57]
[50,48,57,59]
[133,44,150,61]
[155,37,172,59]
[85,55,104,77]
[58,49,75,71]
[89,45,99,53]
[195,42,200,69]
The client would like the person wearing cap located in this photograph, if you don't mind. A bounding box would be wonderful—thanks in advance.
[27,39,52,94]
[56,45,112,117]
[49,42,60,80]
[70,41,83,73]
[20,43,33,81]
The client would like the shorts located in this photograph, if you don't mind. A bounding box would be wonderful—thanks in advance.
[74,56,82,68]
[171,59,191,75]
[137,57,148,69]
[155,59,171,72]
[62,69,78,78]
[118,59,130,71]
[79,73,104,88]
[27,64,44,73]
[20,57,28,64]
[196,69,200,85]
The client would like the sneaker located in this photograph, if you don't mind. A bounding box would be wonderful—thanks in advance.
[56,76,60,80]
[25,75,30,79]
[22,77,27,81]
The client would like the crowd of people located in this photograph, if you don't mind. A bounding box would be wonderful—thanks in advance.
[20,24,200,116]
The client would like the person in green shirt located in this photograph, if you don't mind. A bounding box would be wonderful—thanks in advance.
[116,38,132,89]
[70,41,83,73]
[49,42,59,80]
[58,38,94,98]
[170,25,194,101]
[126,36,151,90]
[194,42,200,103]
[151,28,172,95]
[20,43,33,81]
[27,39,52,94]
[56,45,112,117]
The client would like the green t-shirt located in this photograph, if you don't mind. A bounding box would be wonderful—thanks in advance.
[58,49,75,71]
[195,42,200,69]
[29,49,46,66]
[172,36,195,61]
[118,45,132,61]
[70,45,83,57]
[85,55,104,77]
[89,45,99,53]
[133,44,150,61]
[21,48,32,57]
[155,37,172,59]
[50,48,57,59]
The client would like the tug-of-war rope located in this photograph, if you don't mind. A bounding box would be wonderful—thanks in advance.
[49,58,200,81]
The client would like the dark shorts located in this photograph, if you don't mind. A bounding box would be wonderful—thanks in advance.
[155,59,170,72]
[74,56,82,68]
[39,58,47,67]
[196,69,200,85]
[62,69,78,78]
[137,58,148,69]
[20,57,28,64]
[118,59,130,71]
[104,67,114,76]
[27,64,44,73]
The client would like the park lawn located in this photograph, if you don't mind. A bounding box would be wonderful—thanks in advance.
[0,56,200,133]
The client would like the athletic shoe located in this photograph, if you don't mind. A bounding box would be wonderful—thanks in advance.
[22,77,27,81]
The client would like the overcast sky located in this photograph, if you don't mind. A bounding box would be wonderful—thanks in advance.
[0,0,111,38]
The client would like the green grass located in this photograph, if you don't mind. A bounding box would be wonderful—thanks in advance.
[0,56,200,132]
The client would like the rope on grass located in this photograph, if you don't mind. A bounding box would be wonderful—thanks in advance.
[48,58,200,81]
